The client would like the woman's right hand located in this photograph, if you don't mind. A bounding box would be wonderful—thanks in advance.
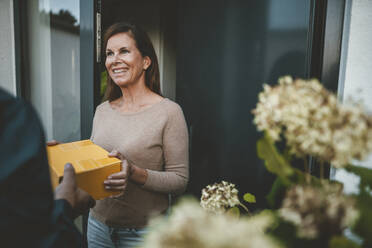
[105,150,131,198]
[47,140,60,146]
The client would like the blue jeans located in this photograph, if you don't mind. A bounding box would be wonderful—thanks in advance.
[87,214,147,248]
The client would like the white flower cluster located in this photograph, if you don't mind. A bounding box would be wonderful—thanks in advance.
[279,183,359,239]
[252,76,372,168]
[200,181,241,214]
[142,198,281,248]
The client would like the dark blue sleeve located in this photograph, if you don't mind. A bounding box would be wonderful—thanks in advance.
[41,199,82,248]
[0,90,81,247]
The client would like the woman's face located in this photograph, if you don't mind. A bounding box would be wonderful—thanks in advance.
[105,32,150,88]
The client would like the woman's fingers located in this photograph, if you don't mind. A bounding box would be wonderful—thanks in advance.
[105,185,127,191]
[105,156,130,198]
[108,149,126,160]
[108,150,119,157]
[104,179,126,186]
[122,159,129,171]
[108,170,128,179]
[109,159,130,178]
[47,140,59,146]
[104,178,127,191]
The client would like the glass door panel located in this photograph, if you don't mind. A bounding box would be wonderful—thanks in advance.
[26,0,81,142]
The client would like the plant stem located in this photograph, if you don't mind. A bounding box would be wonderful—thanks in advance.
[304,157,311,184]
[304,158,309,173]
[239,203,251,216]
[320,161,324,180]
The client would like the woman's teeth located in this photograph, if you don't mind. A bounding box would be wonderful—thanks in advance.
[113,69,125,73]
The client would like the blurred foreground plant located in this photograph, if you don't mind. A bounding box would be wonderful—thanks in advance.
[252,76,372,248]
[142,198,281,248]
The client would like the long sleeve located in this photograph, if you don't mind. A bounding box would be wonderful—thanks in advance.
[142,103,189,195]
[0,89,81,247]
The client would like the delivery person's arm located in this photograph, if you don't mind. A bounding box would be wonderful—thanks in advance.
[0,89,94,247]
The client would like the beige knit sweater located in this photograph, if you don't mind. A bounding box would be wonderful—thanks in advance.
[90,98,189,228]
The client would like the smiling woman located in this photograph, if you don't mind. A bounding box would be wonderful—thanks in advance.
[87,22,189,248]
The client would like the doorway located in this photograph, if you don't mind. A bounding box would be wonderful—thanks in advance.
[94,0,340,209]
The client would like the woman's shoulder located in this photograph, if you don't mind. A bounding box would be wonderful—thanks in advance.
[162,98,183,114]
[96,100,110,110]
[160,98,186,123]
[94,100,111,116]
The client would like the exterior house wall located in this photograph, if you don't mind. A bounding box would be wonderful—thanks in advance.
[0,0,16,95]
[333,0,372,193]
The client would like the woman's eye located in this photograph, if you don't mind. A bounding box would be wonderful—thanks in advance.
[120,49,129,54]
[106,51,113,57]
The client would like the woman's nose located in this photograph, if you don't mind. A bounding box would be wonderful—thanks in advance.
[113,53,121,61]
[111,53,122,64]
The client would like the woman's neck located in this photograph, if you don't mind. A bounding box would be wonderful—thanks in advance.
[120,82,151,105]
[113,81,162,113]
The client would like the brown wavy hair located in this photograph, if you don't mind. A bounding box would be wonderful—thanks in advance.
[102,22,161,101]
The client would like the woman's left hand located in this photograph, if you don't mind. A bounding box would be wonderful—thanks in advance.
[104,150,131,198]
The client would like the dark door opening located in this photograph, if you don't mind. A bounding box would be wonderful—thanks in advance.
[95,0,341,210]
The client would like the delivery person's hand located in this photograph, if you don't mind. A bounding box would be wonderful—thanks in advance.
[55,163,96,218]
[105,150,131,198]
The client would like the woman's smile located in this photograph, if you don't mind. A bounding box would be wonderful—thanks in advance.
[112,67,128,74]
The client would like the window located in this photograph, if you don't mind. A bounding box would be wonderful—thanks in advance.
[25,0,81,141]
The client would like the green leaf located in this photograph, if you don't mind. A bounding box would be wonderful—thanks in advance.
[344,165,372,245]
[226,207,240,218]
[243,193,256,203]
[351,192,372,245]
[329,236,361,248]
[257,133,294,182]
[292,167,322,186]
[266,177,288,208]
[266,169,323,209]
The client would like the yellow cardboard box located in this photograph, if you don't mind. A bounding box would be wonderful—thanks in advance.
[46,140,122,200]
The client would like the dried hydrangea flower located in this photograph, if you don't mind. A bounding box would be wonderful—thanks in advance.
[252,76,372,168]
[142,198,281,248]
[279,183,359,239]
[200,181,241,214]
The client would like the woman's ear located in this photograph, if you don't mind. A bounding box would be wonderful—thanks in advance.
[143,56,151,70]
